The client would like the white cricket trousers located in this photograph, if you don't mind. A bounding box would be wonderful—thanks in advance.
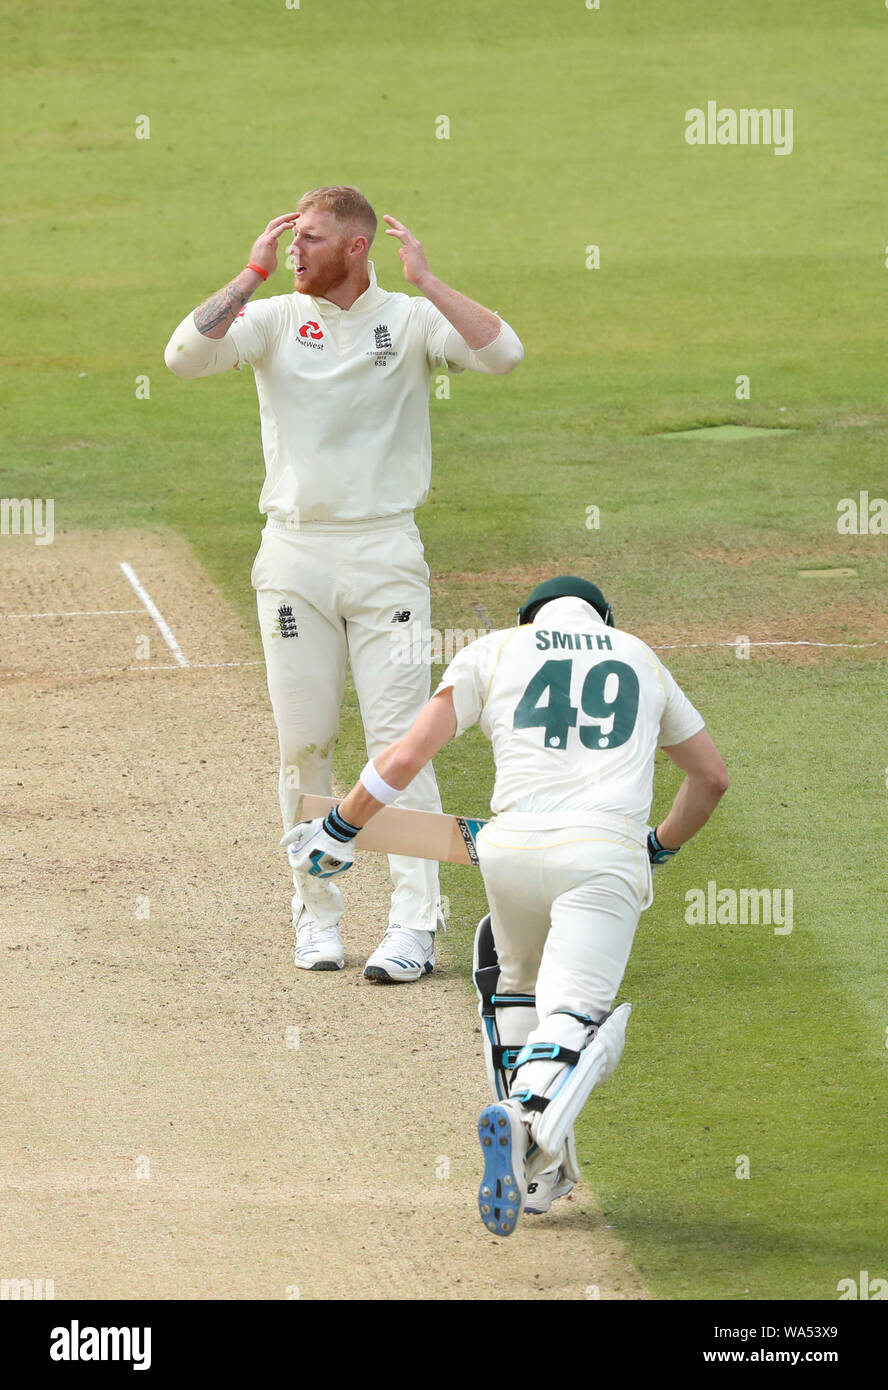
[475,815,653,1022]
[252,512,442,934]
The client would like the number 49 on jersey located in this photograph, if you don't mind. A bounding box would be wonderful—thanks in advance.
[513,658,639,750]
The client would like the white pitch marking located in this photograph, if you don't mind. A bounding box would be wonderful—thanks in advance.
[1,609,142,618]
[653,639,888,651]
[0,659,264,679]
[118,562,189,668]
[133,659,264,671]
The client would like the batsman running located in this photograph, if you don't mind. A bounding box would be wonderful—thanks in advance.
[164,187,523,980]
[284,576,729,1234]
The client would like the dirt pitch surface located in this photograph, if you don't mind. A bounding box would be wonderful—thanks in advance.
[0,530,649,1301]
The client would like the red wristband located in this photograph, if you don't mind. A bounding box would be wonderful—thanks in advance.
[246,262,269,281]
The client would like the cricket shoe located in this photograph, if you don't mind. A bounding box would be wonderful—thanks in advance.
[363,926,435,982]
[477,1100,529,1237]
[524,1159,575,1216]
[294,921,345,972]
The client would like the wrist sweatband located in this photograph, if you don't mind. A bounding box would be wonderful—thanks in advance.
[648,826,680,860]
[246,262,269,280]
[321,804,362,843]
[359,759,401,805]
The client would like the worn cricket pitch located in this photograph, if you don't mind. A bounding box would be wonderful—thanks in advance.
[0,530,649,1300]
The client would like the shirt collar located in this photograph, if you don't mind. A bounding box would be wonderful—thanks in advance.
[531,596,607,627]
[311,261,384,314]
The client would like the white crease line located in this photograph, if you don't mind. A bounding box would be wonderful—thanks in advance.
[1,609,142,618]
[119,562,189,668]
[1,639,885,683]
[0,659,263,679]
[653,639,888,650]
[133,659,264,671]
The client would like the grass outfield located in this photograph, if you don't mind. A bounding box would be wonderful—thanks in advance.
[4,0,887,1299]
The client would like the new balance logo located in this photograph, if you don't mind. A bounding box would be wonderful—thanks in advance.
[277,605,299,638]
[374,323,392,349]
[391,610,412,623]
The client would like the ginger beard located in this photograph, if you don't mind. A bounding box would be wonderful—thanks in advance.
[290,223,357,299]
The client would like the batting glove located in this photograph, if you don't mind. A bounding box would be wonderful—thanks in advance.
[647,826,681,870]
[280,806,361,878]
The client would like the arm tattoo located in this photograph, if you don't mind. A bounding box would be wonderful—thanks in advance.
[193,279,251,335]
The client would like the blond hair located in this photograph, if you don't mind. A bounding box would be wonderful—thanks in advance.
[295,186,377,246]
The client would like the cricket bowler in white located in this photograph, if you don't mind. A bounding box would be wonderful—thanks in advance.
[164,187,523,980]
[285,576,729,1234]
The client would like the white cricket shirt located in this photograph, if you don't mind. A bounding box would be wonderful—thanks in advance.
[164,262,521,524]
[434,596,705,829]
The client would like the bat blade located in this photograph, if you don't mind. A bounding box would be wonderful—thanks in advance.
[298,794,487,866]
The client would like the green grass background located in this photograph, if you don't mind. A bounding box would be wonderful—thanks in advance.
[3,0,887,1300]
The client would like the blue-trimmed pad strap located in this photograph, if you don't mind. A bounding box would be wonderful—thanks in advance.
[510,1089,550,1114]
[512,1042,581,1068]
[493,1045,524,1070]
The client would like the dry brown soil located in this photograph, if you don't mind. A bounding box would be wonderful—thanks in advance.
[0,529,649,1300]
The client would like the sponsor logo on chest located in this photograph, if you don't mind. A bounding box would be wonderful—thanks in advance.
[292,318,401,364]
[297,320,325,349]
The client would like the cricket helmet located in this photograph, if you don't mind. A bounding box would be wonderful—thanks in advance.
[517,575,615,627]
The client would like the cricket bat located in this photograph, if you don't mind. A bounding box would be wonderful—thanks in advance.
[297,794,488,867]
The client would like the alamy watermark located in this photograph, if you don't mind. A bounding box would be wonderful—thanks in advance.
[836,1270,887,1299]
[836,492,888,535]
[1,1276,55,1299]
[50,1322,151,1369]
[685,102,793,156]
[685,882,793,935]
[1,497,54,545]
[390,622,485,666]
